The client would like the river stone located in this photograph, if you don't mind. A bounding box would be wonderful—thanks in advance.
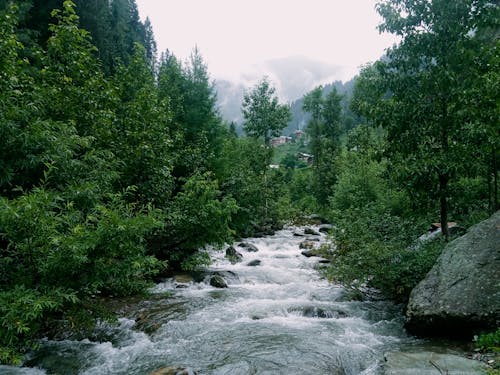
[301,249,321,257]
[149,367,197,375]
[299,240,316,250]
[298,306,348,319]
[209,275,228,288]
[173,273,194,284]
[238,242,259,252]
[319,224,333,233]
[306,237,320,242]
[383,351,487,375]
[406,211,500,337]
[213,270,240,284]
[246,259,261,267]
[225,246,243,264]
[304,227,320,236]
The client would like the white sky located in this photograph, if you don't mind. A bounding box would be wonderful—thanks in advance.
[135,0,399,83]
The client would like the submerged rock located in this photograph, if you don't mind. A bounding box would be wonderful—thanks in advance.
[306,237,320,242]
[246,259,261,267]
[173,273,194,284]
[225,246,243,264]
[209,275,228,288]
[298,306,348,319]
[406,211,500,337]
[304,227,320,236]
[301,248,322,257]
[318,224,333,233]
[238,242,259,252]
[150,367,197,375]
[383,351,487,375]
[299,240,316,250]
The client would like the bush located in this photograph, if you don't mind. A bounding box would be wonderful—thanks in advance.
[475,329,500,352]
[324,204,441,301]
[150,173,237,268]
[0,287,78,365]
[0,187,164,363]
[324,147,440,301]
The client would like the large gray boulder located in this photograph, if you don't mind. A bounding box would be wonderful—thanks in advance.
[383,351,487,375]
[406,211,500,337]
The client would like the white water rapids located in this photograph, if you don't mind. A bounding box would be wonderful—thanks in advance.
[2,226,419,375]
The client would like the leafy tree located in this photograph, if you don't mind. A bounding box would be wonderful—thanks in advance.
[374,0,500,239]
[242,77,291,146]
[158,48,224,181]
[217,137,269,235]
[302,86,323,122]
[112,43,174,207]
[241,78,291,218]
[0,2,165,363]
[302,86,343,205]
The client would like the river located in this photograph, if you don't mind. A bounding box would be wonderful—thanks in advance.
[1,226,437,374]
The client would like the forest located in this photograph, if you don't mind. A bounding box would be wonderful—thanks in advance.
[0,0,498,365]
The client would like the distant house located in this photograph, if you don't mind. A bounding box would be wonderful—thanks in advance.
[297,152,313,165]
[294,130,305,139]
[271,136,292,146]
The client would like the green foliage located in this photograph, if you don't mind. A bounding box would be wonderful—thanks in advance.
[151,173,237,267]
[325,203,440,301]
[302,86,343,205]
[111,43,173,207]
[242,77,291,146]
[475,329,500,353]
[372,0,500,237]
[0,286,78,365]
[323,124,439,301]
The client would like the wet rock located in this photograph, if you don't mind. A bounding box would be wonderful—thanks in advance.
[293,231,306,237]
[305,214,329,225]
[238,242,259,252]
[406,211,500,337]
[291,306,348,319]
[317,258,330,264]
[173,273,194,285]
[301,248,322,257]
[247,259,261,267]
[253,223,275,237]
[212,270,240,284]
[150,367,197,375]
[319,224,333,233]
[383,351,487,375]
[225,246,243,264]
[306,237,320,242]
[209,275,228,288]
[134,301,187,334]
[304,227,320,236]
[299,240,317,250]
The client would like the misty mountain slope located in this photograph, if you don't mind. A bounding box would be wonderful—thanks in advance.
[215,55,350,131]
[216,73,358,136]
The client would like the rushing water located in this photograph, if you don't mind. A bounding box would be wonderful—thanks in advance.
[3,227,418,375]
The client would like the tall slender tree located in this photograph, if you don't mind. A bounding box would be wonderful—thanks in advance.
[242,77,291,146]
[302,86,343,204]
[375,0,499,239]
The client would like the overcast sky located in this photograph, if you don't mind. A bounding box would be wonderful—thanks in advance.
[135,0,399,84]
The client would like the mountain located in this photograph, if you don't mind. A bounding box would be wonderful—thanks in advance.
[285,79,358,135]
[214,55,350,131]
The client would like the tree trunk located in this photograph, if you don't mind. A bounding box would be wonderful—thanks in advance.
[439,174,449,241]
